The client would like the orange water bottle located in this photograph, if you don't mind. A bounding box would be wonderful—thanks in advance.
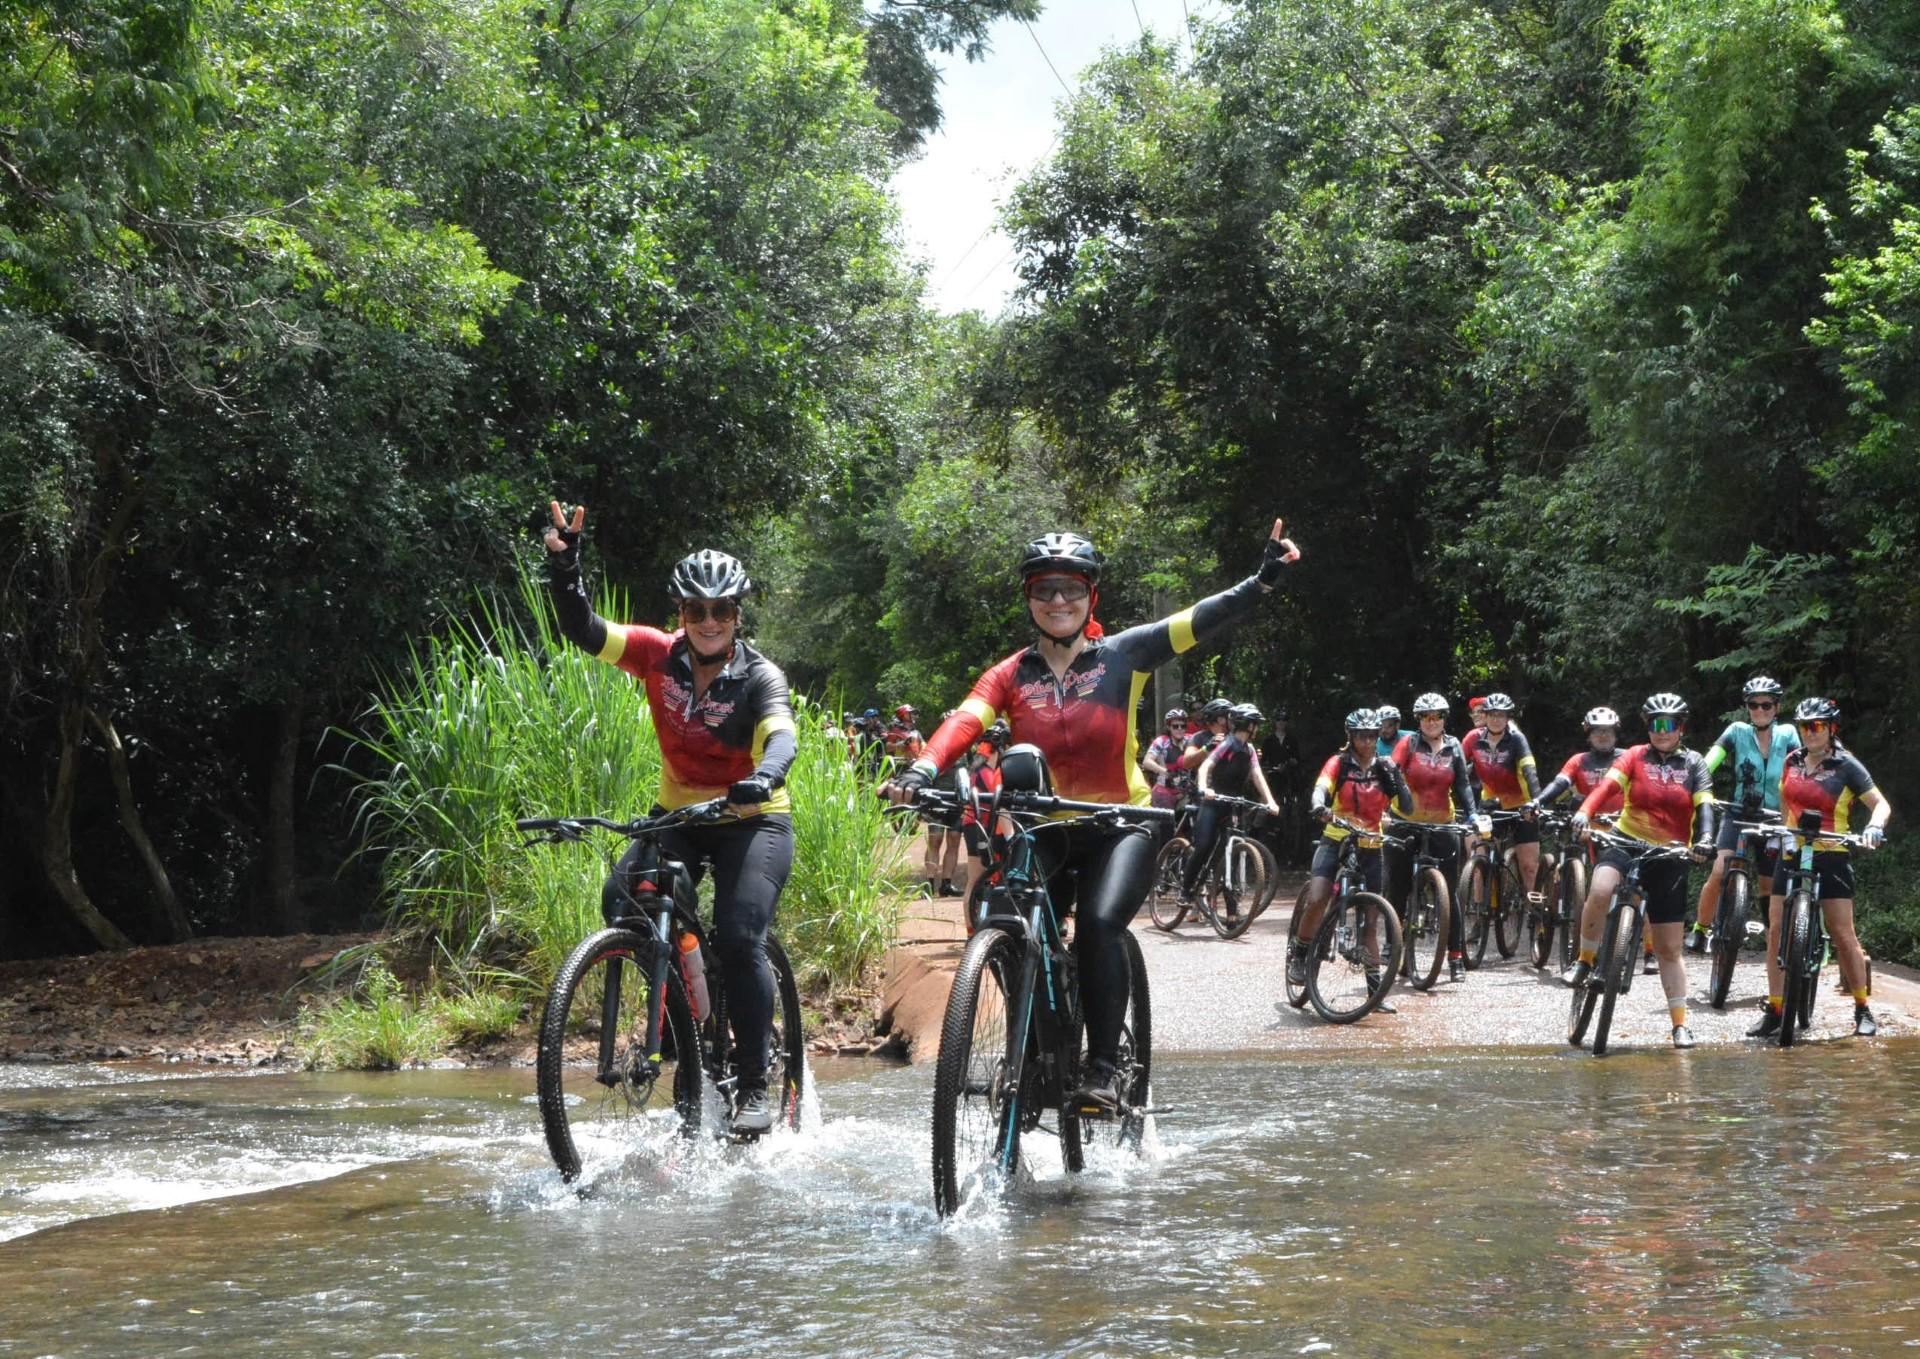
[678,932,711,1022]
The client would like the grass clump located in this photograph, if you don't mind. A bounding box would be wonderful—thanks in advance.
[1854,836,1920,971]
[296,962,447,1071]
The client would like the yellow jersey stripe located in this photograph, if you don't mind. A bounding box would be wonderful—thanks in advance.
[1168,606,1199,654]
[595,625,626,665]
[961,696,998,727]
[1124,672,1152,805]
[752,713,796,762]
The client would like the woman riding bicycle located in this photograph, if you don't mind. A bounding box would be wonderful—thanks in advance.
[1691,675,1800,955]
[1295,708,1414,1003]
[1386,693,1487,984]
[1748,697,1891,1039]
[1181,703,1281,910]
[1461,692,1545,907]
[1564,693,1716,1049]
[1526,706,1625,826]
[1142,707,1194,810]
[543,502,797,1135]
[887,519,1302,1108]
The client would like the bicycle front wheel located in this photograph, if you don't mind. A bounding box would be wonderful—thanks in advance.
[932,928,1023,1216]
[1404,866,1449,991]
[1557,853,1588,973]
[1148,837,1192,931]
[1457,856,1493,968]
[1707,869,1750,1010]
[1592,903,1642,1057]
[1209,837,1263,939]
[537,927,703,1183]
[1568,900,1611,1048]
[1528,855,1559,969]
[764,936,808,1130]
[1306,892,1403,1024]
[1779,892,1814,1049]
[1493,861,1527,959]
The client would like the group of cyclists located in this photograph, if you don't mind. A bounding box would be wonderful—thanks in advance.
[540,498,1891,1132]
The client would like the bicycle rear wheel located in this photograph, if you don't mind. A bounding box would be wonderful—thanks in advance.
[1306,892,1403,1024]
[1707,869,1750,1010]
[1457,856,1493,968]
[763,936,808,1130]
[1284,883,1312,1008]
[1592,903,1642,1057]
[1557,853,1588,973]
[1403,866,1449,991]
[1247,838,1283,921]
[1528,854,1559,969]
[932,928,1024,1216]
[1065,929,1154,1163]
[1493,861,1527,959]
[537,927,703,1182]
[1779,892,1813,1048]
[1148,837,1192,932]
[1209,837,1262,939]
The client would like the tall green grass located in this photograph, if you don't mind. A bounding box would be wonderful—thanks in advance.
[342,575,903,996]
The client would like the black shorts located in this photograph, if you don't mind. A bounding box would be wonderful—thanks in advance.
[1715,813,1781,877]
[1311,835,1384,894]
[1772,851,1855,901]
[1496,812,1541,848]
[1595,845,1690,925]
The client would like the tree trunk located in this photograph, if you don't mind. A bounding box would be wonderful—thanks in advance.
[263,696,305,933]
[40,700,136,951]
[86,706,191,942]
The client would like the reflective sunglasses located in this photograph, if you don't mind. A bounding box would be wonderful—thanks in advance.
[1746,699,1777,711]
[1025,577,1091,603]
[1800,719,1833,735]
[679,599,738,624]
[1647,716,1682,734]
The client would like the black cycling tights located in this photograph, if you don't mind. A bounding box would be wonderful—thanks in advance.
[604,813,794,1085]
[1181,801,1226,895]
[1036,821,1157,1071]
[1385,829,1465,952]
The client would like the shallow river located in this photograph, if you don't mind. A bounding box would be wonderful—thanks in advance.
[4,1044,1920,1357]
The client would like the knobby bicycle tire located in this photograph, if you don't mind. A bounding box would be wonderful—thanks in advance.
[1592,900,1642,1057]
[1284,882,1312,1009]
[1528,854,1559,970]
[1557,853,1588,973]
[537,927,703,1183]
[1404,866,1449,991]
[1493,860,1528,960]
[764,936,808,1131]
[1247,838,1284,921]
[1569,899,1611,1048]
[1707,867,1751,1010]
[1064,928,1154,1164]
[932,927,1023,1216]
[1457,856,1493,969]
[1306,892,1403,1024]
[1780,892,1814,1049]
[1148,837,1192,932]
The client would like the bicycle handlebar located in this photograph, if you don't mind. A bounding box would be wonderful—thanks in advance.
[903,786,1174,825]
[1583,824,1695,862]
[515,798,735,844]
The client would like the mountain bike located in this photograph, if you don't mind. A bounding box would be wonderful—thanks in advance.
[1566,821,1692,1057]
[1471,808,1539,962]
[1283,817,1404,1023]
[519,801,807,1182]
[1761,813,1872,1048]
[1704,806,1781,1010]
[1525,810,1581,971]
[908,762,1172,1217]
[1384,819,1473,991]
[1146,795,1273,938]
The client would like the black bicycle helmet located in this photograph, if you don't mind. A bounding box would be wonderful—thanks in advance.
[1229,703,1262,729]
[1017,532,1102,583]
[1794,696,1839,723]
[998,742,1054,794]
[1742,675,1786,700]
[667,549,751,600]
[1483,692,1517,713]
[1345,707,1380,734]
[1583,705,1621,729]
[1641,692,1689,720]
[1412,692,1449,716]
[1200,698,1232,720]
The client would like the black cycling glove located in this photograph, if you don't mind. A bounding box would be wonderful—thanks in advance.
[1257,534,1301,587]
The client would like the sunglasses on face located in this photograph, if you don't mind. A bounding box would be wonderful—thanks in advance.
[1168,721,1187,729]
[1801,720,1832,735]
[1025,577,1091,603]
[679,599,738,625]
[1746,700,1777,711]
[1647,717,1682,734]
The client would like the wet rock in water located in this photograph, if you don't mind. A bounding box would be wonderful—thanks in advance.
[16,1052,55,1063]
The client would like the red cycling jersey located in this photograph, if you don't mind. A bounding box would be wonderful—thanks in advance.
[915,577,1269,803]
[1779,743,1877,852]
[1556,749,1623,815]
[1583,744,1712,845]
[1393,734,1478,824]
[1461,725,1540,808]
[1314,750,1411,838]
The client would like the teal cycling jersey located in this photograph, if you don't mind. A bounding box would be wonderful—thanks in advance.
[1704,721,1801,812]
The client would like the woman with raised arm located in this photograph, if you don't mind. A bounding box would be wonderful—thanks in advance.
[887,519,1302,1108]
[543,501,797,1135]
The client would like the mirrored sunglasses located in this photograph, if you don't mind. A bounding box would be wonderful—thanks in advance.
[1647,716,1682,734]
[1025,577,1091,603]
[679,599,738,624]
